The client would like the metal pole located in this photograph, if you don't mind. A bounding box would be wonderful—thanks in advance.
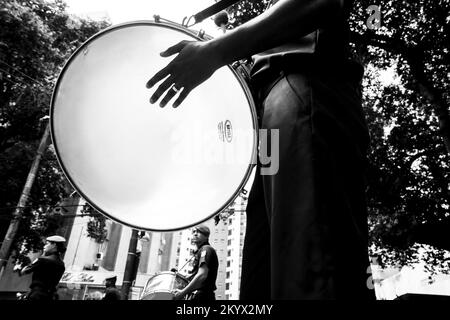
[0,123,51,281]
[121,229,139,300]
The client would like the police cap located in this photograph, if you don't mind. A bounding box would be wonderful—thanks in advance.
[46,235,66,243]
[194,225,210,238]
[105,275,117,282]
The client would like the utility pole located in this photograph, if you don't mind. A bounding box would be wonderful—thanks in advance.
[121,229,140,300]
[0,123,51,281]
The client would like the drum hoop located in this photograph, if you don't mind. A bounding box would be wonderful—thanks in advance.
[50,20,259,232]
[143,289,174,294]
[141,271,187,299]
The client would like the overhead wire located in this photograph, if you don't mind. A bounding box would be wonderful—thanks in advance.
[0,59,46,88]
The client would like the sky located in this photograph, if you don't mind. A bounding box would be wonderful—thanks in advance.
[64,0,223,36]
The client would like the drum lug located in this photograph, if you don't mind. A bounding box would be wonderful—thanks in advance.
[231,61,240,69]
[153,15,161,23]
[197,29,206,39]
[232,61,251,82]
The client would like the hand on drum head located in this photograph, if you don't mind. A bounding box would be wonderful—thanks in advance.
[146,40,224,108]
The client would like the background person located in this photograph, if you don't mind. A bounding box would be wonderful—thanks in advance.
[17,235,66,300]
[173,225,218,301]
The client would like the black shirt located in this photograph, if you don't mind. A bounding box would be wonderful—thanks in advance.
[190,243,218,292]
[26,255,65,292]
[103,286,122,300]
[251,0,355,80]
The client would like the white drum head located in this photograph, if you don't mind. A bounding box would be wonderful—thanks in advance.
[51,21,257,231]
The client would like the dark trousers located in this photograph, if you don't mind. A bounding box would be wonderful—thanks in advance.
[190,290,216,302]
[240,65,375,300]
[25,287,56,300]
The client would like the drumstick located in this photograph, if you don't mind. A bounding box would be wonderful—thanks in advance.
[176,254,195,275]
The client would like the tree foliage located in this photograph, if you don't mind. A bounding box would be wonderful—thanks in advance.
[225,0,450,272]
[0,0,110,256]
[82,203,107,244]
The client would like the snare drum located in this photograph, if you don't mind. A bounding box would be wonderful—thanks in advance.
[51,20,258,231]
[140,271,188,300]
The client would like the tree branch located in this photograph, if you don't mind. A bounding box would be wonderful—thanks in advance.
[351,31,450,155]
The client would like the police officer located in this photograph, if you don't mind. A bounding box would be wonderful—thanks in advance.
[18,235,66,300]
[102,275,122,300]
[174,225,218,301]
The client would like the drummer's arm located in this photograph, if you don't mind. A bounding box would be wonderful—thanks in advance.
[17,258,39,276]
[209,0,345,65]
[177,265,208,299]
[147,0,346,107]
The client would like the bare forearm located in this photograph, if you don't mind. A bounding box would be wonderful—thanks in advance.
[182,272,206,295]
[147,0,345,107]
[19,265,33,276]
[209,0,344,65]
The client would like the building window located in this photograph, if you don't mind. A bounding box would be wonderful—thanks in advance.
[228,230,232,235]
[226,283,230,290]
[227,239,231,245]
[227,250,231,257]
[227,261,231,267]
[226,271,230,278]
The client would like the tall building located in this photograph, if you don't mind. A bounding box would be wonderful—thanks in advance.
[224,196,247,300]
[209,219,229,300]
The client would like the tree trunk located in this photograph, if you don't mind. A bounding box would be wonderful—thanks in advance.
[0,123,50,281]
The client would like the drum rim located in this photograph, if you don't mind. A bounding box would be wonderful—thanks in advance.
[143,271,187,284]
[50,19,258,232]
[141,271,188,299]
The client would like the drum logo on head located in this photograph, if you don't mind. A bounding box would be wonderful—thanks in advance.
[218,120,233,143]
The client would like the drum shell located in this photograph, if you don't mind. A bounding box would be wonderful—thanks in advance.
[140,271,188,300]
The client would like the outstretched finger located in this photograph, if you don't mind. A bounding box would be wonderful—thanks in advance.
[159,85,180,108]
[173,88,191,108]
[146,66,170,89]
[149,76,174,104]
[160,40,190,57]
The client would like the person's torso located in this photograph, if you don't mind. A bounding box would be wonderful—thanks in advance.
[30,256,65,290]
[251,0,353,79]
[103,287,122,300]
[191,244,218,292]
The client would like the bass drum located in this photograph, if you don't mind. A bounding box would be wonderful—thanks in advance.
[140,272,189,300]
[50,20,257,231]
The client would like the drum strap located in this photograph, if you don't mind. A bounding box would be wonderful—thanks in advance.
[188,0,243,26]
